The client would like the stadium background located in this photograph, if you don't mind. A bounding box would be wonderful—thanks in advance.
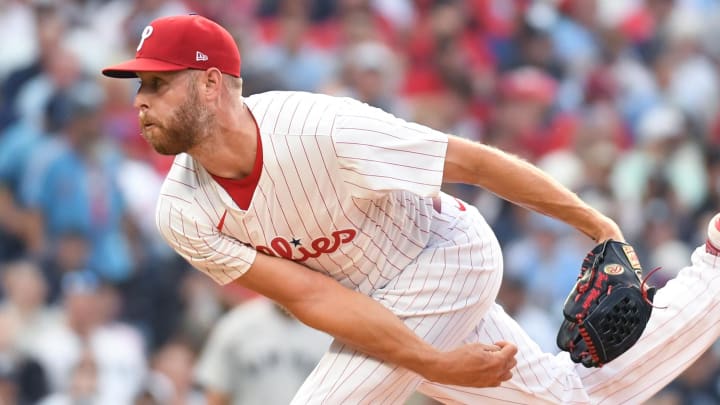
[0,0,719,403]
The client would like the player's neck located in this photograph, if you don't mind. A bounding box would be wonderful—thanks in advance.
[189,102,258,179]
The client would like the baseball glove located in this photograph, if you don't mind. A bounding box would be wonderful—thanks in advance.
[557,240,656,368]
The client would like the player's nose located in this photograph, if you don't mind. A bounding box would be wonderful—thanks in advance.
[133,92,149,111]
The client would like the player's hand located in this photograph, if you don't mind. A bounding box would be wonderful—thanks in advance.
[422,341,518,387]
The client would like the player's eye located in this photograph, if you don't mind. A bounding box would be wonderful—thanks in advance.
[144,77,161,90]
[137,77,163,93]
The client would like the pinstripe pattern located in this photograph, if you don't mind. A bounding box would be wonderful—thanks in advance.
[291,193,504,404]
[155,91,448,293]
[153,91,720,404]
[412,247,720,405]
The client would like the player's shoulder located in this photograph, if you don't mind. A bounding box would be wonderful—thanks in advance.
[244,91,358,141]
[246,90,345,104]
[245,91,362,116]
[156,153,206,212]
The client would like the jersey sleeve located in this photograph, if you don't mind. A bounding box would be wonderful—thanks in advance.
[156,197,256,285]
[331,99,448,199]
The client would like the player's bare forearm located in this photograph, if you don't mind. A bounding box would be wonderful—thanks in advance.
[235,253,517,387]
[443,136,623,242]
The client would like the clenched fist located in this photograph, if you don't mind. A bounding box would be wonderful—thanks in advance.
[420,341,518,387]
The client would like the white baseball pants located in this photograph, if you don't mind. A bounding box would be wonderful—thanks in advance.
[291,200,720,404]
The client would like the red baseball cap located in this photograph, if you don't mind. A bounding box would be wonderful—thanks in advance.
[102,14,241,78]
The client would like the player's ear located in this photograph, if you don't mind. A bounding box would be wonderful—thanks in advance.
[202,68,223,100]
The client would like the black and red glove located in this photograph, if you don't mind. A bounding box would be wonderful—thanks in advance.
[557,240,656,368]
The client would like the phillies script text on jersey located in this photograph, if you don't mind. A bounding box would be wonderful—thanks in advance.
[256,229,357,262]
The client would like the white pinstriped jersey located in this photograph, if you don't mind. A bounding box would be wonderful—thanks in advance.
[156,91,449,292]
[154,91,720,405]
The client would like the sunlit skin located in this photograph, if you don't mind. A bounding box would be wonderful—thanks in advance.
[133,69,258,179]
[136,71,209,155]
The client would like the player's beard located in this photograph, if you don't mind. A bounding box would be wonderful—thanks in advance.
[140,82,214,155]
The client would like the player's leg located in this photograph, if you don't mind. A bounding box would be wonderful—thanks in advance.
[417,219,720,404]
[291,200,505,404]
[418,303,590,405]
[290,302,502,404]
[577,243,720,404]
[290,314,477,405]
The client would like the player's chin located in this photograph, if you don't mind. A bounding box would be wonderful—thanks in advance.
[151,142,185,156]
[143,134,182,155]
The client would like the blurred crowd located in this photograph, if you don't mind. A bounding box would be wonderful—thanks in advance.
[1,0,720,404]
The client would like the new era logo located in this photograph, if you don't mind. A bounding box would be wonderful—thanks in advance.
[196,51,208,61]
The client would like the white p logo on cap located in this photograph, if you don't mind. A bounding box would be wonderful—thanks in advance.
[137,26,154,51]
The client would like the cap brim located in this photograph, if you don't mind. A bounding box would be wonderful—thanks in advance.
[102,57,188,78]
